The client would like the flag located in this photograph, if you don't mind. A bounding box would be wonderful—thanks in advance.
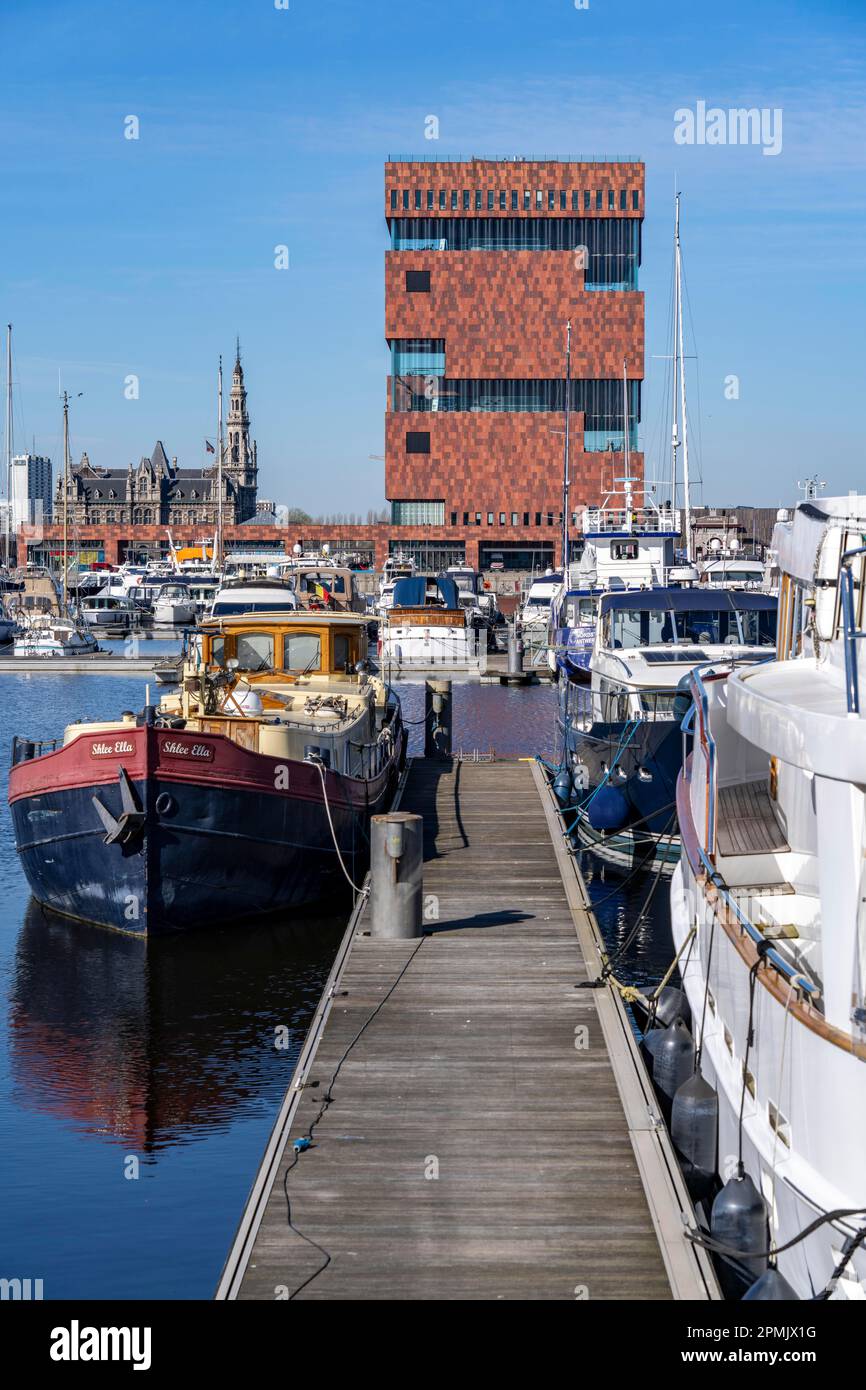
[311,580,333,605]
[205,439,215,454]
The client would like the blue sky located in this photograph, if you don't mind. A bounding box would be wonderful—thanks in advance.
[0,0,863,513]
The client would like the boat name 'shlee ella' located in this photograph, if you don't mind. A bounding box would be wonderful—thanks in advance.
[8,611,405,935]
[671,496,866,1299]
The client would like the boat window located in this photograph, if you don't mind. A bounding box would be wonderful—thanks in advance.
[610,607,676,648]
[212,601,297,615]
[611,541,639,561]
[333,634,352,671]
[737,607,777,647]
[676,609,732,645]
[235,632,275,672]
[283,633,321,672]
[567,598,595,624]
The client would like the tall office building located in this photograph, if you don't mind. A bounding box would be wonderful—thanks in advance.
[11,453,52,528]
[385,159,645,569]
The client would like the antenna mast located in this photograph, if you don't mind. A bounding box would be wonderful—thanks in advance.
[561,320,571,578]
[216,356,224,573]
[61,391,70,611]
[5,325,12,566]
[675,194,692,561]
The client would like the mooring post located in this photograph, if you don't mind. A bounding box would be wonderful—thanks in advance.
[370,812,423,938]
[424,678,452,759]
[507,619,524,678]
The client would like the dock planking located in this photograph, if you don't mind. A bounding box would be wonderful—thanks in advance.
[219,758,717,1301]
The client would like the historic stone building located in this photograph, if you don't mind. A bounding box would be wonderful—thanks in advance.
[56,349,258,528]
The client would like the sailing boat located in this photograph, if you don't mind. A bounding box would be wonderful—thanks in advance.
[551,196,777,874]
[14,383,98,657]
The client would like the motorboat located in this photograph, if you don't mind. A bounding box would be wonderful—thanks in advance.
[555,586,778,874]
[152,582,197,626]
[670,495,866,1300]
[211,578,298,618]
[379,574,486,674]
[9,611,404,934]
[699,556,766,589]
[80,592,139,631]
[13,614,99,658]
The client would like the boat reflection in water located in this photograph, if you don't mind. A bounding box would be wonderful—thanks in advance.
[9,899,344,1153]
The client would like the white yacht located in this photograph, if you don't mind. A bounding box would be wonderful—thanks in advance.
[699,556,766,589]
[152,582,197,626]
[671,495,866,1299]
[379,575,486,674]
[14,614,99,658]
[211,577,298,618]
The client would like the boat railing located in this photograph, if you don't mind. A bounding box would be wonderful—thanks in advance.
[683,669,818,1002]
[685,667,717,859]
[11,735,60,765]
[582,504,680,535]
[840,544,866,715]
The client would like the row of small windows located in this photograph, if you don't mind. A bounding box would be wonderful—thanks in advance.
[390,187,640,213]
[389,500,582,529]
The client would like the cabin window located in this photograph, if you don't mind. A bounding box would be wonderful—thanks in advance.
[737,606,777,648]
[611,541,639,561]
[333,634,352,671]
[283,633,321,672]
[235,632,275,671]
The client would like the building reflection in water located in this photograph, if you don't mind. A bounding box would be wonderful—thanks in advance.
[9,899,344,1154]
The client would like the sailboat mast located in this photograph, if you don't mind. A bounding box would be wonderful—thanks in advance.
[216,356,223,573]
[561,320,571,578]
[671,195,681,514]
[675,195,692,562]
[62,391,70,612]
[623,356,630,489]
[5,325,12,566]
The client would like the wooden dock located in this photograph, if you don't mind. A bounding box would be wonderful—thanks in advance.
[217,758,718,1301]
[0,654,175,676]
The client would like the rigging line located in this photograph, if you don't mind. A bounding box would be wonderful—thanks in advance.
[768,979,796,1265]
[309,755,367,898]
[600,811,678,976]
[283,933,426,1299]
[814,1223,866,1301]
[681,267,705,491]
[686,1206,866,1264]
[695,907,717,1070]
[737,948,769,1174]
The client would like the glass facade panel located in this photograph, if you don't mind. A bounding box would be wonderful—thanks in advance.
[388,539,466,570]
[393,377,641,426]
[479,541,555,571]
[391,339,446,375]
[390,500,446,525]
[389,217,641,285]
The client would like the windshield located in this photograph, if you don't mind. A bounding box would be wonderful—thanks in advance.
[212,600,296,615]
[608,605,777,649]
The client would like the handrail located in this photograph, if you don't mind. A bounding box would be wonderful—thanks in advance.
[687,666,719,858]
[840,545,866,715]
[695,839,818,999]
[683,666,817,999]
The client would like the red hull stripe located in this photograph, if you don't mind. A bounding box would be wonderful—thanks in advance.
[8,726,392,809]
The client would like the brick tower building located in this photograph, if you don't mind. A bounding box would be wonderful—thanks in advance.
[384,158,645,570]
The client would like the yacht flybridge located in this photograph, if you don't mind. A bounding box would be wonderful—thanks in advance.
[9,611,404,934]
[671,496,866,1298]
